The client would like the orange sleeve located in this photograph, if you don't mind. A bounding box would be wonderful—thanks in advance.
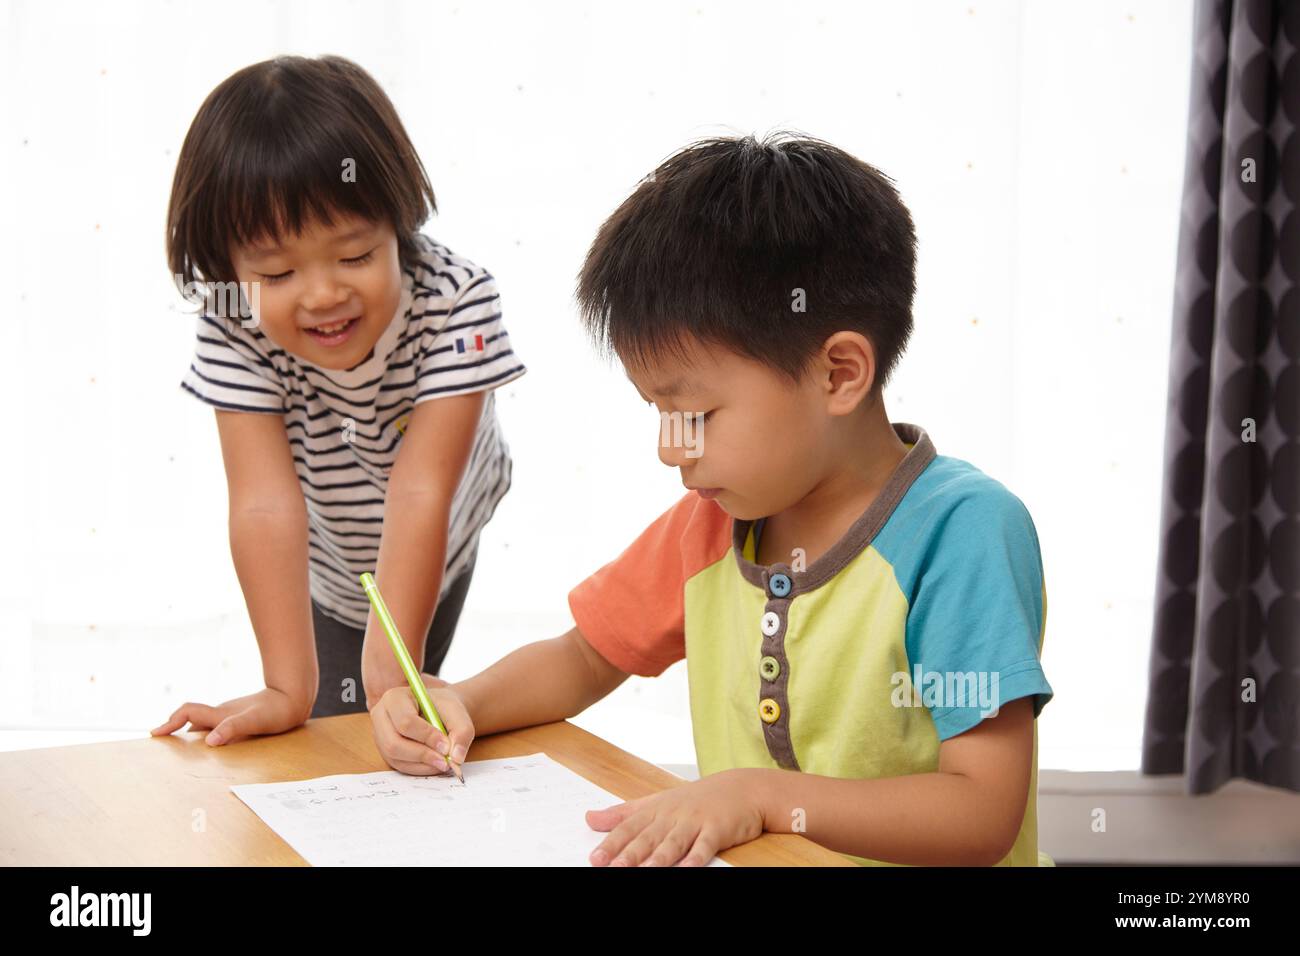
[567,492,733,677]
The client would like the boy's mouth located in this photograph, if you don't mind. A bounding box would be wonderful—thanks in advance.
[304,316,361,346]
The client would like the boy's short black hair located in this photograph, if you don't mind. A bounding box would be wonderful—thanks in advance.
[576,132,917,392]
[167,55,436,288]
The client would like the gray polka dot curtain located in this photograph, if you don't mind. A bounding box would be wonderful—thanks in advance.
[1145,0,1299,794]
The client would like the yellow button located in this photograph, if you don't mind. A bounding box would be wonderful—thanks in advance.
[760,656,780,681]
[759,698,781,723]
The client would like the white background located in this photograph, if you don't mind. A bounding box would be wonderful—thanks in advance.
[0,0,1193,770]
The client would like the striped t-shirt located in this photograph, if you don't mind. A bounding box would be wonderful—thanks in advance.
[180,234,526,629]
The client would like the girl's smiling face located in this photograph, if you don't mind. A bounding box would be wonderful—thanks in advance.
[230,214,403,370]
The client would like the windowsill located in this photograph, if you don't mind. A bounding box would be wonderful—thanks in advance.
[1038,769,1300,864]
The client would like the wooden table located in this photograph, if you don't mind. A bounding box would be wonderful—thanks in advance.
[0,715,852,866]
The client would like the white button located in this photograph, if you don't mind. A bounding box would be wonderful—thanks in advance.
[760,611,781,637]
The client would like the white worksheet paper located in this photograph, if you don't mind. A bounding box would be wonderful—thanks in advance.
[231,753,730,866]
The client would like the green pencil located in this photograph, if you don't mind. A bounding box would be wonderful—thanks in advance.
[359,572,465,784]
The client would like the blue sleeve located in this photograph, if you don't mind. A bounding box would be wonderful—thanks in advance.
[904,488,1053,741]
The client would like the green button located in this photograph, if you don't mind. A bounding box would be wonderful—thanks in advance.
[760,656,781,681]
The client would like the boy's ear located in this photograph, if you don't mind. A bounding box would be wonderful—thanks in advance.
[820,331,878,412]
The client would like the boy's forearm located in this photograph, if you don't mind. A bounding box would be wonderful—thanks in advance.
[229,508,317,719]
[361,490,450,706]
[751,767,1015,866]
[451,632,606,738]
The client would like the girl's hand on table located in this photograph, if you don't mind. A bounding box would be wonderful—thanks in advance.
[151,686,310,745]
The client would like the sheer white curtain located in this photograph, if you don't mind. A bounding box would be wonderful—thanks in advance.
[0,0,1192,769]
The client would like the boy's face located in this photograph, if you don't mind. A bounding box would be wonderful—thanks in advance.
[624,335,836,522]
[229,214,403,370]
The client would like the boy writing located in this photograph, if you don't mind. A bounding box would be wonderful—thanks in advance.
[371,132,1053,866]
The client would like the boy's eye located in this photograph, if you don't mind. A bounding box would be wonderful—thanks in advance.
[257,270,293,285]
[646,400,713,421]
[343,249,376,266]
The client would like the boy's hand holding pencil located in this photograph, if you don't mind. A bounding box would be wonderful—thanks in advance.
[370,674,475,778]
[361,573,475,780]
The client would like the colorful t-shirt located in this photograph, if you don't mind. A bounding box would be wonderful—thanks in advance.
[180,235,526,628]
[567,423,1053,866]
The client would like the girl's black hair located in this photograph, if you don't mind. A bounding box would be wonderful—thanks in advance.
[167,55,436,288]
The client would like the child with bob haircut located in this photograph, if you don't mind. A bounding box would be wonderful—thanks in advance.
[155,56,525,745]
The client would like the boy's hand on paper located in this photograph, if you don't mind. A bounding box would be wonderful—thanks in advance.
[370,674,475,776]
[586,769,764,866]
[151,687,308,746]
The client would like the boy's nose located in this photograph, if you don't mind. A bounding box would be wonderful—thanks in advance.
[658,436,687,469]
[658,412,705,468]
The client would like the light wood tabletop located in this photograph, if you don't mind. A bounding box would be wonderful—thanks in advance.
[0,715,853,866]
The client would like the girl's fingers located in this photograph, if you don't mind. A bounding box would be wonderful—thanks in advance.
[150,713,186,735]
[151,703,219,736]
[152,705,194,735]
[176,703,223,732]
[206,707,259,746]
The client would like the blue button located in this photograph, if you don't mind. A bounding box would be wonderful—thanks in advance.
[769,573,791,597]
